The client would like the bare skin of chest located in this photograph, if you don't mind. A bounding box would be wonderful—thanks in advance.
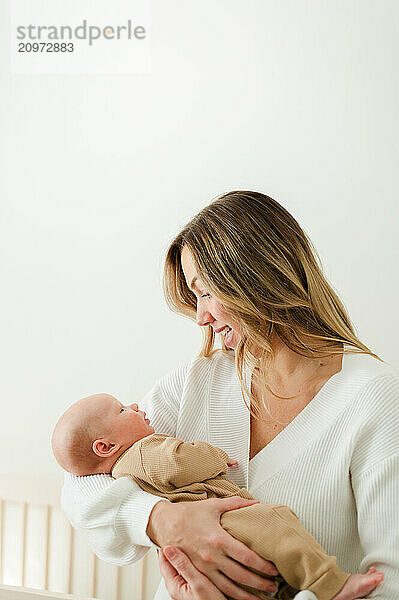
[249,392,309,460]
[248,354,343,461]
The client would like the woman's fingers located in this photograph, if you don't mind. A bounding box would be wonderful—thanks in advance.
[160,546,226,600]
[211,569,276,600]
[163,546,199,583]
[216,495,261,513]
[158,546,276,600]
[162,547,262,600]
[218,554,278,595]
[158,547,188,592]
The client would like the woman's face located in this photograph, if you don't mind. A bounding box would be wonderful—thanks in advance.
[180,245,241,349]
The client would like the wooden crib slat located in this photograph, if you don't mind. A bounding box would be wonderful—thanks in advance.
[43,505,50,590]
[87,551,96,598]
[0,499,3,583]
[136,557,144,599]
[66,525,73,595]
[115,566,121,600]
[21,503,28,587]
[0,487,160,600]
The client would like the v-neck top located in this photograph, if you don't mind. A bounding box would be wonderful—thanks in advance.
[62,347,399,599]
[247,351,349,489]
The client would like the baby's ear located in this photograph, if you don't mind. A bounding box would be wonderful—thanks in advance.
[92,439,121,458]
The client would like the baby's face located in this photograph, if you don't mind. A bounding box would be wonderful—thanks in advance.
[103,396,155,443]
[81,394,155,446]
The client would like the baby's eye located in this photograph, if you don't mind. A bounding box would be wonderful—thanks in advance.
[120,407,125,413]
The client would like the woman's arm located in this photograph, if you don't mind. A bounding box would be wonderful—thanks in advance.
[61,471,167,564]
[61,362,189,565]
[350,373,399,598]
[352,454,399,598]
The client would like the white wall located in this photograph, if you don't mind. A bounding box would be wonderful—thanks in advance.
[0,0,398,482]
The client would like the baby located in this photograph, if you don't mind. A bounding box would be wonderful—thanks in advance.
[52,394,384,600]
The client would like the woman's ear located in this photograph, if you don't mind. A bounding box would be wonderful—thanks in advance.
[92,439,121,458]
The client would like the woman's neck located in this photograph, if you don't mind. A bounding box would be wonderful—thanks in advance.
[258,335,343,397]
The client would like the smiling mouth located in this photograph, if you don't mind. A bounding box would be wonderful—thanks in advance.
[213,326,232,335]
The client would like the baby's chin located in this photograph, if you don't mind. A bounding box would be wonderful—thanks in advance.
[134,427,155,442]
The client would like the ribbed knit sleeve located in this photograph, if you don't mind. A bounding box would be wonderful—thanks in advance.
[352,455,399,598]
[350,373,399,598]
[60,361,191,566]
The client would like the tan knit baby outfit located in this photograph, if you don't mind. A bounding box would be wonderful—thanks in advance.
[111,434,350,600]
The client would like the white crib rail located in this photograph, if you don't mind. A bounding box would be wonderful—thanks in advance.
[0,475,160,600]
[0,582,96,599]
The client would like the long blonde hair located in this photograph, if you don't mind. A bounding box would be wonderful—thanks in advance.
[163,191,382,421]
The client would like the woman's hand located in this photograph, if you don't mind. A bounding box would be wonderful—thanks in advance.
[158,546,227,600]
[147,496,279,600]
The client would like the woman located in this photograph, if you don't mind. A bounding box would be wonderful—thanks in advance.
[62,191,399,600]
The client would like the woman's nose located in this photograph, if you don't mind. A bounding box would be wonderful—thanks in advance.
[196,307,214,327]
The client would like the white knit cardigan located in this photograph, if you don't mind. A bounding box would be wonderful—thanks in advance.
[62,349,399,599]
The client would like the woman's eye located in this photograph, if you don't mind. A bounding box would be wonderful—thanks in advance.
[201,293,210,299]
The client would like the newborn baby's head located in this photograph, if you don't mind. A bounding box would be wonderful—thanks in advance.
[51,394,155,476]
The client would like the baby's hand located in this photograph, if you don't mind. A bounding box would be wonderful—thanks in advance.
[227,457,238,468]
